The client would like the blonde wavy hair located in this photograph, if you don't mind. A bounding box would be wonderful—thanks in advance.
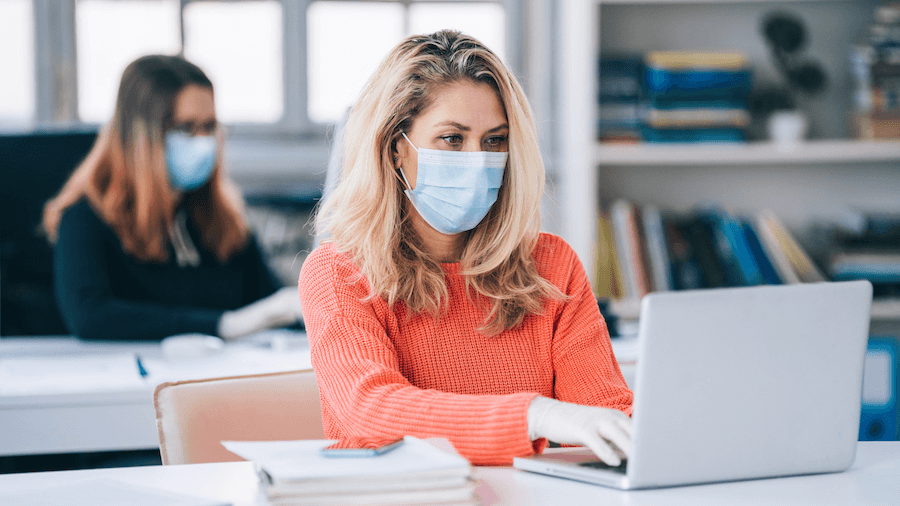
[317,30,563,335]
[43,55,248,263]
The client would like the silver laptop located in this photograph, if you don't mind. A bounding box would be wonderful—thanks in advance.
[514,281,873,490]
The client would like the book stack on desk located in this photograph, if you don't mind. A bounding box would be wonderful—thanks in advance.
[642,51,752,143]
[222,437,476,505]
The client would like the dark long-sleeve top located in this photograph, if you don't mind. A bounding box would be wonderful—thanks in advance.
[54,199,282,340]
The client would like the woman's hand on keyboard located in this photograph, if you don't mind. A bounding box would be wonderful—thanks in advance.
[527,396,632,466]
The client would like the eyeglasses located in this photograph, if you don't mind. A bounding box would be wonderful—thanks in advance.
[168,120,219,137]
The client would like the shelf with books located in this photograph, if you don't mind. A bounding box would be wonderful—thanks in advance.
[595,202,900,323]
[556,0,896,309]
[594,139,900,167]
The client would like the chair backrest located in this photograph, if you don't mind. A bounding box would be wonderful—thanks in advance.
[153,369,325,465]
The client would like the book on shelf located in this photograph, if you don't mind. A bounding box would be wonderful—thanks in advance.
[831,250,900,283]
[644,51,748,70]
[828,210,900,299]
[645,98,750,129]
[594,211,625,299]
[752,214,802,284]
[699,207,765,287]
[741,221,784,285]
[610,200,652,301]
[641,205,673,292]
[852,111,900,140]
[758,210,826,283]
[680,215,729,288]
[664,218,704,291]
[598,54,645,142]
[641,126,746,143]
[599,203,828,319]
[641,50,752,144]
[643,51,752,99]
[849,4,900,139]
[221,437,476,506]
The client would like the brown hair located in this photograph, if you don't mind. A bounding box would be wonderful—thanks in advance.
[317,30,563,335]
[43,54,248,263]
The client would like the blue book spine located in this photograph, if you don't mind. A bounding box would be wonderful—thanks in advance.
[741,222,783,285]
[641,127,745,143]
[644,68,753,99]
[701,209,764,286]
[723,214,764,286]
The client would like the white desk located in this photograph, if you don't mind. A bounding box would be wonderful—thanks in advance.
[0,333,311,457]
[0,442,897,505]
[0,334,636,458]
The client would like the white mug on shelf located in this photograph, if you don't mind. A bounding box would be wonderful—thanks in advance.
[767,110,809,147]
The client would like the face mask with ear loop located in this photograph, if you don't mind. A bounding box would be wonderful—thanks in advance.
[397,132,508,235]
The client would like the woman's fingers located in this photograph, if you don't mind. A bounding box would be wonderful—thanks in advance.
[598,417,632,457]
[583,433,622,467]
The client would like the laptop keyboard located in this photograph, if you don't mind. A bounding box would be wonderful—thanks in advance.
[578,460,628,474]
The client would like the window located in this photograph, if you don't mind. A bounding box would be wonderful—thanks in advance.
[183,1,284,124]
[0,0,36,125]
[32,0,513,138]
[76,0,181,123]
[76,0,283,125]
[307,1,507,124]
[408,2,505,57]
[306,2,405,124]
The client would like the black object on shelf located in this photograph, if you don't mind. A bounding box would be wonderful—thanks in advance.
[762,11,828,95]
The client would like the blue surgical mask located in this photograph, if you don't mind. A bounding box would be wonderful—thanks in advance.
[165,131,217,191]
[399,132,507,235]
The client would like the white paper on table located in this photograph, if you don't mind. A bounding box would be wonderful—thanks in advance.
[0,479,231,506]
[0,353,145,395]
[142,345,312,384]
[222,436,470,482]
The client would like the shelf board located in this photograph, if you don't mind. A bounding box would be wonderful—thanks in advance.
[611,296,900,321]
[596,0,854,4]
[871,298,900,321]
[594,139,900,166]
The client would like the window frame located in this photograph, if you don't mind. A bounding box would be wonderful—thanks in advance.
[28,0,525,181]
[33,0,519,132]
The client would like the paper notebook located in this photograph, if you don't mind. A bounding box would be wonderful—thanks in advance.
[222,437,476,505]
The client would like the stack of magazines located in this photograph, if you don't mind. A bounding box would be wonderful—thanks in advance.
[222,437,476,506]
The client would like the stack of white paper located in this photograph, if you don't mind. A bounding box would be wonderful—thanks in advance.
[221,437,476,506]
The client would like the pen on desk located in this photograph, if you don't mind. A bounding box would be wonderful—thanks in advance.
[135,354,149,378]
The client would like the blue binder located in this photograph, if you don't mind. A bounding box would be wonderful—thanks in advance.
[860,336,899,441]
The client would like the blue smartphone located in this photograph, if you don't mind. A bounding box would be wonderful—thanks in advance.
[319,437,405,458]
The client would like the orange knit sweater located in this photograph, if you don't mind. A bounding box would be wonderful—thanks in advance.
[297,233,633,465]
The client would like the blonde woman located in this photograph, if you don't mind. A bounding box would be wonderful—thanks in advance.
[44,55,300,341]
[299,31,632,466]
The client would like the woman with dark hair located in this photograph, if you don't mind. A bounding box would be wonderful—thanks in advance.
[44,54,300,341]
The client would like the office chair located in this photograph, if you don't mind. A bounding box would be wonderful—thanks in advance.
[153,369,326,465]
